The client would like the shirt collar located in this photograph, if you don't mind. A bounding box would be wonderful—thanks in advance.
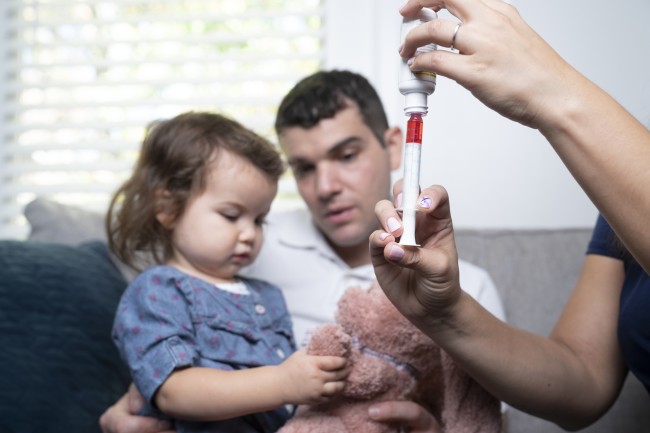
[273,209,352,269]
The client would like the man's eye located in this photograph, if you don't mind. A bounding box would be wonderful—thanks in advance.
[291,164,314,178]
[340,150,358,162]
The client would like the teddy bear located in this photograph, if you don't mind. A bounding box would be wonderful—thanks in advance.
[277,284,502,433]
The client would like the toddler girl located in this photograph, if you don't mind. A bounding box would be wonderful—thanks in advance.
[108,111,349,433]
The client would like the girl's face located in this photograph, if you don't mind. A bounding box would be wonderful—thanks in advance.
[161,150,277,284]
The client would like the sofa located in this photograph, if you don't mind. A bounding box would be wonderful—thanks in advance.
[0,198,647,433]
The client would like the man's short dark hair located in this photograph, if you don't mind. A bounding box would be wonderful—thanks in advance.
[275,70,390,146]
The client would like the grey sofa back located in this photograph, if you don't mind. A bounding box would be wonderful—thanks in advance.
[19,199,650,432]
[455,228,649,433]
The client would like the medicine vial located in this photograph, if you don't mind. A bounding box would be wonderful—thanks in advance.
[398,8,438,114]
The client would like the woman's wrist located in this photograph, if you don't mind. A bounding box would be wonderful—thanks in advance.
[413,284,469,342]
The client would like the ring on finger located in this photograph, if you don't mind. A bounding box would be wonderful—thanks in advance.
[450,22,462,51]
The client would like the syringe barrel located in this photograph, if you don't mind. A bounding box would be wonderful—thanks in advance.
[400,113,423,246]
[400,141,422,246]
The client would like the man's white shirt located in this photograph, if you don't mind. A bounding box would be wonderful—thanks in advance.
[243,209,506,344]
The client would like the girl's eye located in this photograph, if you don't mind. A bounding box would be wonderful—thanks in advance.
[221,213,238,222]
[255,216,267,226]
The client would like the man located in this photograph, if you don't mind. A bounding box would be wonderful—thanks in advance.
[249,70,504,342]
[100,70,505,433]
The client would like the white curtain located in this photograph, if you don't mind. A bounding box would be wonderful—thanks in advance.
[0,0,325,238]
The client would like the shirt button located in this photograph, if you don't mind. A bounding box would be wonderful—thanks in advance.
[255,304,266,314]
[276,348,286,359]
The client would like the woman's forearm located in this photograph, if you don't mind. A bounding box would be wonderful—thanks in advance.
[535,68,650,272]
[422,291,616,429]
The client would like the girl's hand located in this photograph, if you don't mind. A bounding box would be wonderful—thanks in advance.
[278,349,350,405]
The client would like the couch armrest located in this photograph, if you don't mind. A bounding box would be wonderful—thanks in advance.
[0,240,130,433]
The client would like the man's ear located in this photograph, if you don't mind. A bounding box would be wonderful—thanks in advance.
[154,189,175,229]
[384,126,403,171]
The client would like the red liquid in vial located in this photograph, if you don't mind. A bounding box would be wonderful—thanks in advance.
[406,113,423,144]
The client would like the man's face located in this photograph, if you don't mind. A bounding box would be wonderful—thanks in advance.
[278,105,402,253]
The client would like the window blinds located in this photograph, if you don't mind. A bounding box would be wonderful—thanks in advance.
[0,0,324,239]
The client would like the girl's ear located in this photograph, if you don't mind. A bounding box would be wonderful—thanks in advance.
[154,189,175,229]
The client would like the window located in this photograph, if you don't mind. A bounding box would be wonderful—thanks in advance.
[0,0,325,239]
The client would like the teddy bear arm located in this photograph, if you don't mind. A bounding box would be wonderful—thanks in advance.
[344,355,415,400]
[307,323,352,357]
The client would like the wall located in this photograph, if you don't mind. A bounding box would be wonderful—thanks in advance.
[326,0,650,229]
[0,1,7,209]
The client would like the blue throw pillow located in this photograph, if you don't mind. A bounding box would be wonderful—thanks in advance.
[0,240,130,433]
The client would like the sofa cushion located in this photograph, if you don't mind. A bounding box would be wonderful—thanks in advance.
[455,228,650,433]
[24,198,147,282]
[0,240,130,433]
[25,198,107,245]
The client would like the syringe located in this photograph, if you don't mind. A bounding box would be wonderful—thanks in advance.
[397,8,437,246]
[400,112,423,246]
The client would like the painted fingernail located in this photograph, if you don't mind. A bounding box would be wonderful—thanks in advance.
[387,217,401,233]
[388,244,405,261]
[379,232,390,241]
[419,196,432,209]
[396,192,403,209]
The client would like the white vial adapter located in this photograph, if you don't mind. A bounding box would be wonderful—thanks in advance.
[398,9,438,115]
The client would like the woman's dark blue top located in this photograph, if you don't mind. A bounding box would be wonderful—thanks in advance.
[587,214,650,394]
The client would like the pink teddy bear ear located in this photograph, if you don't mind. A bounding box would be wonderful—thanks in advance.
[307,323,352,357]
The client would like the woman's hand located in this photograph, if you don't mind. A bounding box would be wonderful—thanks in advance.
[370,184,462,331]
[399,0,575,129]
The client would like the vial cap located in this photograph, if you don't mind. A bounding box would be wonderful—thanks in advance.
[404,92,428,115]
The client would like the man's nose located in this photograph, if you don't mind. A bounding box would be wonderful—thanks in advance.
[315,163,341,199]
